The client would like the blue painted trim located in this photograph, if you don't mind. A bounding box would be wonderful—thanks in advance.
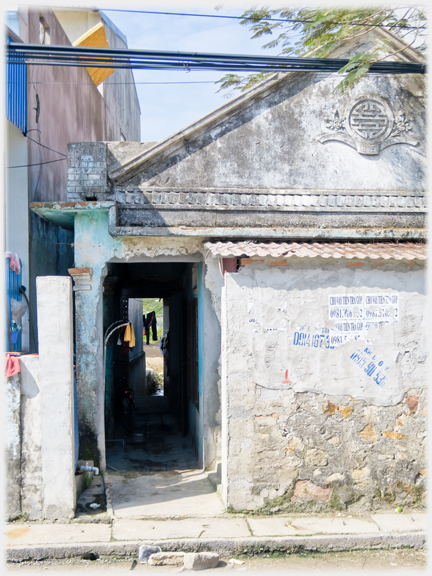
[5,257,23,352]
[197,262,204,464]
[197,262,204,404]
[5,35,27,135]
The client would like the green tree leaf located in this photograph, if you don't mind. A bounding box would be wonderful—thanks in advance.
[216,6,427,94]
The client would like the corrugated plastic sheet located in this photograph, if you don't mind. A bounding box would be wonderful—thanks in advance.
[204,241,426,260]
[5,35,27,134]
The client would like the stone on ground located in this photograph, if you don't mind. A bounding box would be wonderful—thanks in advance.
[148,552,185,566]
[183,552,220,570]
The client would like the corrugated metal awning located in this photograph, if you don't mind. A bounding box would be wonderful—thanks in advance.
[204,241,426,261]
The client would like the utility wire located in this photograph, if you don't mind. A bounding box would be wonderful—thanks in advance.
[7,158,67,169]
[6,80,218,85]
[25,135,67,157]
[101,8,427,30]
[7,44,425,74]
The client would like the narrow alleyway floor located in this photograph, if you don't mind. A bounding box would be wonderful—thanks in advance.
[105,396,224,519]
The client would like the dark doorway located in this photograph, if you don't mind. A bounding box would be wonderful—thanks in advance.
[103,262,201,473]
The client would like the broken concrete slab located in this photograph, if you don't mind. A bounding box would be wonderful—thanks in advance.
[183,552,220,570]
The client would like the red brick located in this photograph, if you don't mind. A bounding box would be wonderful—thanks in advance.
[292,480,332,502]
[404,395,419,414]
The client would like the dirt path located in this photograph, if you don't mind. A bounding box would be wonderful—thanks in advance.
[7,548,426,573]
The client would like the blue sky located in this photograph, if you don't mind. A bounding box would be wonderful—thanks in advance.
[99,3,282,142]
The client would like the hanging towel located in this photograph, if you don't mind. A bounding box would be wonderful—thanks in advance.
[5,252,21,274]
[123,322,135,349]
[5,352,21,377]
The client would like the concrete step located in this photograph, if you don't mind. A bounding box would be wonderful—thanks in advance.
[207,460,222,491]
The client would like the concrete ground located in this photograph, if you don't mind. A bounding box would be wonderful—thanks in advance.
[144,343,163,374]
[6,397,426,566]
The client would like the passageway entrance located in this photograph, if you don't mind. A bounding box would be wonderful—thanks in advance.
[103,262,202,477]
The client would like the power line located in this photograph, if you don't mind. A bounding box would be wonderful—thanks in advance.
[7,158,67,169]
[25,135,67,157]
[101,8,427,30]
[6,80,218,85]
[7,44,426,75]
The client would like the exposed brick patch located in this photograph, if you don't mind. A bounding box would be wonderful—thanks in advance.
[404,395,419,414]
[292,480,331,502]
[67,142,109,200]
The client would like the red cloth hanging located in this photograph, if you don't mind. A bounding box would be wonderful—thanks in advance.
[5,352,21,377]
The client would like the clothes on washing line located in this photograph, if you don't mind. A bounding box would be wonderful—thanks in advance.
[123,322,136,348]
[143,311,157,345]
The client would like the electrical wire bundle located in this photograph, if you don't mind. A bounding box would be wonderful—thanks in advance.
[6,43,426,75]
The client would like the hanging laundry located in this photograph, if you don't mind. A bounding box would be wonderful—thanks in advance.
[5,352,21,378]
[143,312,157,345]
[124,322,136,349]
[5,252,21,274]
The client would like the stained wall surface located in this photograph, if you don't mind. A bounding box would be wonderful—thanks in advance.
[221,258,427,511]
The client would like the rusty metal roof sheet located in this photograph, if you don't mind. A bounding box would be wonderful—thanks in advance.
[204,241,426,260]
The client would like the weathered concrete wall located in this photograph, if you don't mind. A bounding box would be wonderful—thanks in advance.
[73,210,220,469]
[5,373,22,520]
[126,73,425,193]
[221,258,427,511]
[19,355,43,520]
[66,67,426,237]
[202,258,224,468]
[37,276,76,519]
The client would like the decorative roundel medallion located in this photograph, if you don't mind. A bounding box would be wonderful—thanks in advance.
[345,95,394,143]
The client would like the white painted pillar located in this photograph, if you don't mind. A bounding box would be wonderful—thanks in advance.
[220,284,228,507]
[36,276,76,519]
[5,373,22,520]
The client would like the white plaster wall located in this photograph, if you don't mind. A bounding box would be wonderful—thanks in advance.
[37,276,76,519]
[221,258,427,510]
[5,373,21,520]
[52,9,100,44]
[5,120,30,352]
[224,259,426,407]
[20,355,43,520]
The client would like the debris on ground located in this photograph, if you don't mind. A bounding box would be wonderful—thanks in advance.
[148,552,185,566]
[138,545,162,564]
[183,552,220,571]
